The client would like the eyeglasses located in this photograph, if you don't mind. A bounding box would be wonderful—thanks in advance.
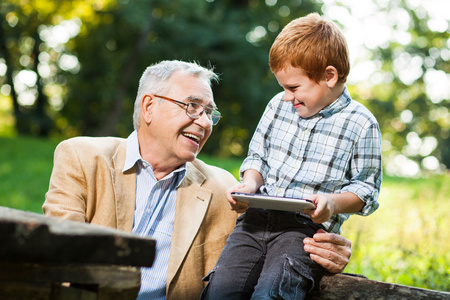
[153,94,222,126]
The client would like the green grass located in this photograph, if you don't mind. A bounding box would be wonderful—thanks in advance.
[198,154,243,179]
[342,174,450,292]
[0,136,61,213]
[1,136,449,292]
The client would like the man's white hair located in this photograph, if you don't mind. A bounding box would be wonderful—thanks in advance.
[133,60,219,130]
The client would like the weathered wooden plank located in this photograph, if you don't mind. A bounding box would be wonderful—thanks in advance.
[0,263,140,288]
[0,262,141,300]
[0,206,155,267]
[308,273,450,300]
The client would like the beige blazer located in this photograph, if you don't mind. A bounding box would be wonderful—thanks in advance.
[43,137,238,299]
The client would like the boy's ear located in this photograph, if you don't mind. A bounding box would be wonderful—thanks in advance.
[141,94,154,125]
[325,66,339,88]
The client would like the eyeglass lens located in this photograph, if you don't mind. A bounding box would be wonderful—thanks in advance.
[186,103,221,125]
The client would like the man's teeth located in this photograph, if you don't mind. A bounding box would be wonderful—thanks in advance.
[182,133,200,143]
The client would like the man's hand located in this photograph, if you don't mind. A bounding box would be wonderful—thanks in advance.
[303,229,351,273]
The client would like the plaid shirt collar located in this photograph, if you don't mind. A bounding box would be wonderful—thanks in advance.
[317,86,351,118]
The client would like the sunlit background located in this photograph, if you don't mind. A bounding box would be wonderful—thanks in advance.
[1,0,449,292]
[1,0,449,178]
[327,0,450,177]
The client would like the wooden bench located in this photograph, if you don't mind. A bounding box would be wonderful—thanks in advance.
[1,206,449,300]
[308,272,450,299]
[0,206,155,300]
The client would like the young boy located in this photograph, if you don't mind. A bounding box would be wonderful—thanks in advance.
[201,13,382,300]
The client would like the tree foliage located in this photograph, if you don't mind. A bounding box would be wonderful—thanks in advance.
[0,0,449,175]
[338,0,450,175]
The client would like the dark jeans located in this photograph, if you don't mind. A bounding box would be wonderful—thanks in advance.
[201,208,325,300]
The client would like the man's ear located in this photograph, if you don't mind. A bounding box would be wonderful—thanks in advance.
[325,66,339,88]
[141,94,154,125]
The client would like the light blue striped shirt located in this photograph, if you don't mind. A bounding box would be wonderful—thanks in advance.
[123,131,186,300]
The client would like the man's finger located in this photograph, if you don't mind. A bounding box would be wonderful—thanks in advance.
[310,254,345,274]
[305,243,350,266]
[313,232,352,247]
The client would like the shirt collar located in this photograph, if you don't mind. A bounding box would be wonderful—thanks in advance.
[123,130,141,173]
[317,86,351,118]
[168,165,187,188]
[122,131,187,186]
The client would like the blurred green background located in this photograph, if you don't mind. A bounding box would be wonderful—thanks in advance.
[0,0,449,293]
[1,0,449,174]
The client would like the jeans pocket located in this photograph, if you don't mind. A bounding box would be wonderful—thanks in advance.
[294,214,325,233]
[271,255,315,300]
[200,268,216,300]
[202,267,215,282]
[236,211,246,224]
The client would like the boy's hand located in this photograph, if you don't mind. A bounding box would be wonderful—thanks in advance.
[304,194,336,223]
[225,184,251,213]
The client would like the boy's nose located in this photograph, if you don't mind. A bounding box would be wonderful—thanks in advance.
[283,91,295,102]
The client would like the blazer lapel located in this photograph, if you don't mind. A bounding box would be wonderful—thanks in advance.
[112,139,136,232]
[166,162,211,284]
[109,142,212,286]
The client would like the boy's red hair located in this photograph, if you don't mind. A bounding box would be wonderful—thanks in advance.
[269,13,350,84]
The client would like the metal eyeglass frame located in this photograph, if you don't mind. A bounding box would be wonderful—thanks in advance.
[152,94,221,125]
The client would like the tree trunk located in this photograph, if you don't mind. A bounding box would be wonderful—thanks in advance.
[0,15,21,132]
[94,22,152,137]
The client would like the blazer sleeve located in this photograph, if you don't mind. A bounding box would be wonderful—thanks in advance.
[43,139,89,222]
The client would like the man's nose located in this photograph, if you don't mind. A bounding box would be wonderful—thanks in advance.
[195,112,213,129]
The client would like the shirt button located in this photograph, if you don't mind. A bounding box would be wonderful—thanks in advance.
[276,188,283,195]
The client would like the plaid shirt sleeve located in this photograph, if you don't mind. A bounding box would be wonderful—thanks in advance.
[341,118,382,216]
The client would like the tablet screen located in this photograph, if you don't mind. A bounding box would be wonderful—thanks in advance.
[231,192,316,212]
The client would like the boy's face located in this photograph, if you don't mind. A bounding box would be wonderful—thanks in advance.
[275,66,335,118]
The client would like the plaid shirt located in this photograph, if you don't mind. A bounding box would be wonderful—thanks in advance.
[240,87,382,233]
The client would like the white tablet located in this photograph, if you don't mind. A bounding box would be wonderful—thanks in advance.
[231,192,316,212]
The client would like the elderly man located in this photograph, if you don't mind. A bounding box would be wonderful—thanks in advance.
[43,60,351,300]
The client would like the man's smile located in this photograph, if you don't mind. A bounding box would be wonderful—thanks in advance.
[182,132,202,144]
